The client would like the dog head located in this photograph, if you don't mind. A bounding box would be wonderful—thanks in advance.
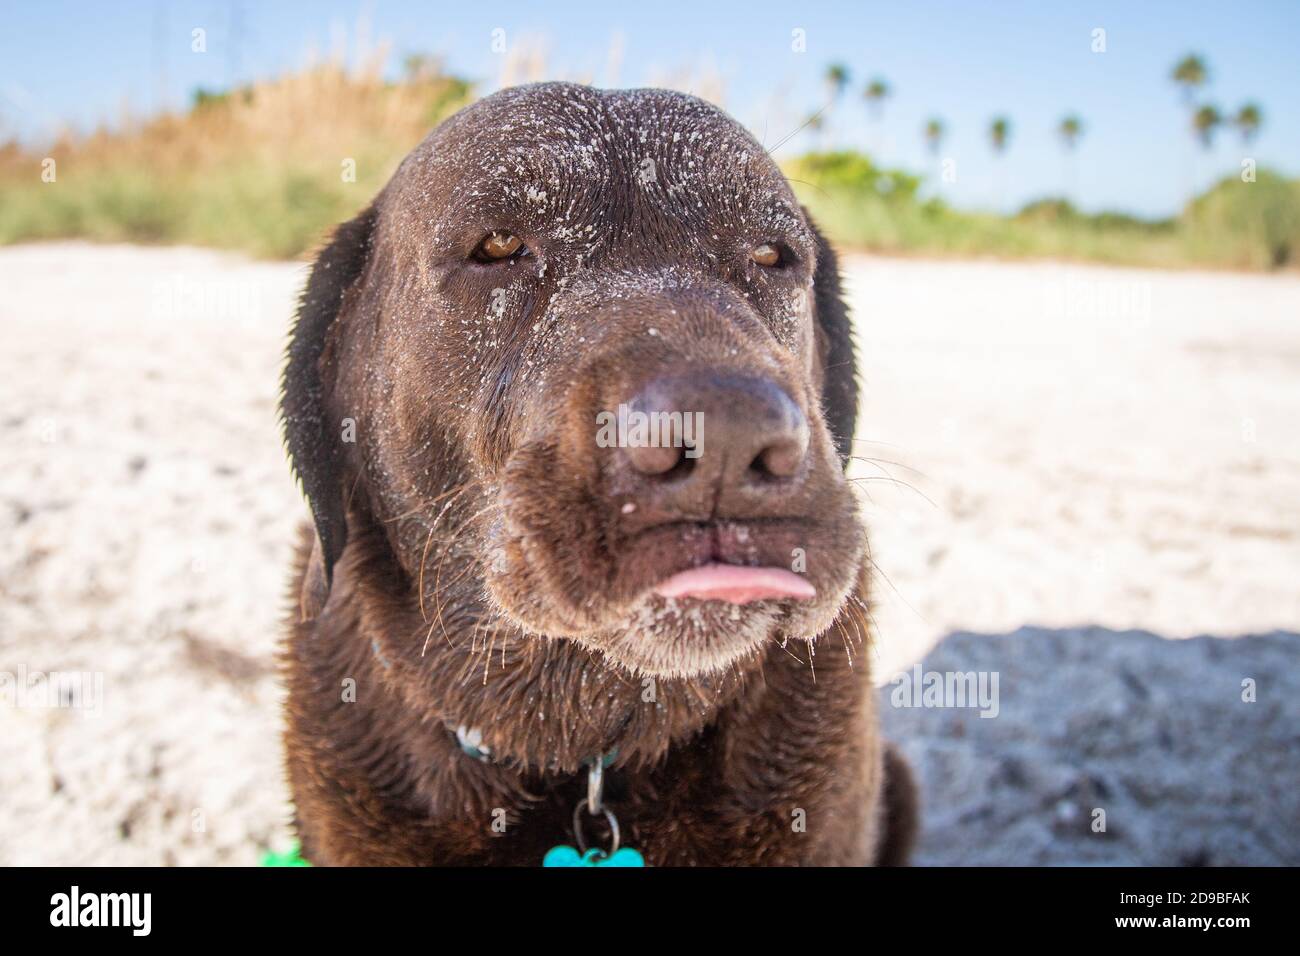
[283,82,863,680]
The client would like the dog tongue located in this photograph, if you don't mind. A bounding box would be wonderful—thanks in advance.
[653,564,816,605]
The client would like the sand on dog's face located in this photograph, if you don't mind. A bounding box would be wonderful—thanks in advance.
[2,243,1298,863]
[340,84,863,678]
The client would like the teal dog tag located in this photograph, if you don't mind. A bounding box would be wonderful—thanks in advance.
[543,845,645,867]
[260,842,311,867]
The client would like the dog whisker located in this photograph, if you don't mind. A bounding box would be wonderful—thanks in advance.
[428,500,503,651]
[845,450,929,479]
[847,474,939,510]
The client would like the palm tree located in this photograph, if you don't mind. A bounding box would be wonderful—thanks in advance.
[817,62,850,147]
[1057,114,1083,150]
[863,77,890,120]
[824,63,850,103]
[922,117,947,196]
[923,117,946,155]
[1233,102,1263,143]
[988,116,1011,154]
[1192,104,1222,150]
[1171,54,1212,202]
[988,116,1011,211]
[1057,114,1084,204]
[1171,53,1208,105]
[862,77,891,158]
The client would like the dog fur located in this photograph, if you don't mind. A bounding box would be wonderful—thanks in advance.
[280,82,917,866]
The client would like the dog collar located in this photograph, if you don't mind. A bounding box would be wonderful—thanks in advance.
[453,725,493,762]
[453,724,619,770]
[451,726,641,866]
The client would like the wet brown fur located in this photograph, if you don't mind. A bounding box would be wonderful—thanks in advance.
[281,83,917,865]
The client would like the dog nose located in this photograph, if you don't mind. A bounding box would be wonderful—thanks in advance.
[613,372,809,515]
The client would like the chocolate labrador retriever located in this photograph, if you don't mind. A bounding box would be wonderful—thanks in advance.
[281,82,916,866]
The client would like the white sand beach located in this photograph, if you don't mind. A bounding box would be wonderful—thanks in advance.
[2,243,1296,864]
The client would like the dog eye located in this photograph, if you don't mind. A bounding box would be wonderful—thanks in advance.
[473,231,525,261]
[750,243,782,267]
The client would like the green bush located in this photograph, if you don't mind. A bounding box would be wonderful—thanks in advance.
[1183,170,1300,268]
[785,151,1270,270]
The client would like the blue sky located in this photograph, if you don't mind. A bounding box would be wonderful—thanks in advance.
[2,0,1297,217]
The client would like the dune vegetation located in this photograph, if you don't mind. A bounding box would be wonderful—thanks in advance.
[0,56,470,258]
[788,150,1300,271]
[1,54,1296,270]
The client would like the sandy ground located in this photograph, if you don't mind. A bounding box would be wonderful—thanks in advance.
[1,243,1297,865]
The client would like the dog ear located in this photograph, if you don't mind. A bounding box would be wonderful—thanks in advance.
[281,204,378,587]
[807,213,859,468]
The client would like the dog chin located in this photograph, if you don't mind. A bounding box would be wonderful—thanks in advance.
[486,554,860,679]
[592,573,858,681]
[596,597,783,679]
